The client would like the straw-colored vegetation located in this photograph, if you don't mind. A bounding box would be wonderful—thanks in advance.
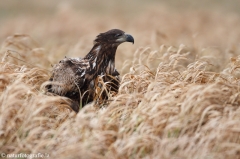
[1,1,240,159]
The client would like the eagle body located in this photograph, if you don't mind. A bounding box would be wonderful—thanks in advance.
[47,29,134,112]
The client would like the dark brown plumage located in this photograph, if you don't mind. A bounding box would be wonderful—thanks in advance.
[47,29,134,112]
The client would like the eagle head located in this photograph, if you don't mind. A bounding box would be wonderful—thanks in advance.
[94,29,134,45]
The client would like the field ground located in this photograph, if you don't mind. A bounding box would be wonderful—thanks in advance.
[1,1,240,158]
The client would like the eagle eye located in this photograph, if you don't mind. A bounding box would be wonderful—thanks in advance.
[115,33,122,38]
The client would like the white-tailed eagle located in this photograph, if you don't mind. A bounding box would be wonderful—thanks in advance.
[47,29,134,112]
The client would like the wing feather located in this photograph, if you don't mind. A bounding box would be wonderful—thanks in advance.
[49,57,89,96]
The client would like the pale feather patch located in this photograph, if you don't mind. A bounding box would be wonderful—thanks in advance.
[106,60,115,74]
[80,70,86,77]
[95,45,101,52]
[92,57,97,68]
[72,57,82,61]
[92,45,101,68]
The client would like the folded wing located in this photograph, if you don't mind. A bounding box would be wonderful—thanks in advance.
[48,57,89,97]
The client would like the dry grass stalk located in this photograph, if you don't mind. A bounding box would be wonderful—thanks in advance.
[1,4,240,159]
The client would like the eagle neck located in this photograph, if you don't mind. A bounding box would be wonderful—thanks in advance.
[85,43,118,75]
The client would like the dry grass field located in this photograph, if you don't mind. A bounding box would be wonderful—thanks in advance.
[1,1,240,158]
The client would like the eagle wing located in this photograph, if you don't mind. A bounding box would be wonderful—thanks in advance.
[48,57,89,96]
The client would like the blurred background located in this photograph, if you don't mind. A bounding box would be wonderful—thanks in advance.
[1,2,240,158]
[0,0,240,71]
